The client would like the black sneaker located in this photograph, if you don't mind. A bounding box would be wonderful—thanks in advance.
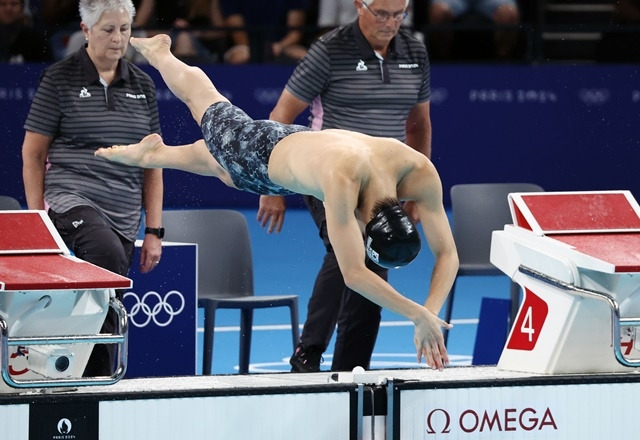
[289,343,323,373]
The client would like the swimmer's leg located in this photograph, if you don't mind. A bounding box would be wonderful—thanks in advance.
[130,34,229,125]
[95,134,236,187]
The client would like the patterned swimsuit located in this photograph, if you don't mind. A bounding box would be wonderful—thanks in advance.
[201,102,310,195]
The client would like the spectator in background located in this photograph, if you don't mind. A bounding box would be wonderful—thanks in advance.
[151,0,225,62]
[182,0,228,62]
[131,0,227,62]
[0,0,52,62]
[22,0,163,376]
[220,0,309,63]
[260,0,432,373]
[428,0,520,59]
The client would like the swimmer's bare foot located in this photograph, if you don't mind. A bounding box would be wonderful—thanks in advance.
[95,133,164,168]
[130,34,172,67]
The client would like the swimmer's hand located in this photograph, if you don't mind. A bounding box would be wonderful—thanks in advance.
[413,307,452,371]
[257,195,286,233]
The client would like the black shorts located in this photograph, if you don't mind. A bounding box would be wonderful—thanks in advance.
[201,101,309,195]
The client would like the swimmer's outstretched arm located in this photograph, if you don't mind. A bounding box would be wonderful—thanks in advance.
[326,203,452,371]
[95,134,236,187]
[322,178,454,371]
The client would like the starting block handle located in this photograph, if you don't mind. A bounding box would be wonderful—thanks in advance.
[518,265,640,368]
[0,297,129,389]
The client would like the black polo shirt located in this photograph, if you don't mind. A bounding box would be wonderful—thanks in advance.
[285,20,430,141]
[24,46,161,241]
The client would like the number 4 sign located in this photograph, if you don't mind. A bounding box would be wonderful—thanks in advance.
[506,289,549,351]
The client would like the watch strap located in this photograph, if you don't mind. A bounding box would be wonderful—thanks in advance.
[144,227,165,239]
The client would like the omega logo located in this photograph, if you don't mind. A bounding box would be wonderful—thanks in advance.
[426,407,558,435]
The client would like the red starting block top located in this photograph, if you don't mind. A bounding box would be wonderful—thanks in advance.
[552,233,640,272]
[0,211,132,291]
[0,254,132,291]
[0,211,67,254]
[508,191,640,273]
[510,191,640,234]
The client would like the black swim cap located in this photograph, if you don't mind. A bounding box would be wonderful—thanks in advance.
[364,204,421,269]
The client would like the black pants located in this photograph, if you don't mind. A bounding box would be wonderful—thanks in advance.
[300,196,388,371]
[49,206,134,376]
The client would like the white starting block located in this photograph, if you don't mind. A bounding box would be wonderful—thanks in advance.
[0,210,132,392]
[490,190,640,374]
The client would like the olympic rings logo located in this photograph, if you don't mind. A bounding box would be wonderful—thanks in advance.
[578,88,610,106]
[123,290,185,328]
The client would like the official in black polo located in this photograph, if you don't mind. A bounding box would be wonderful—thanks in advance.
[21,0,164,376]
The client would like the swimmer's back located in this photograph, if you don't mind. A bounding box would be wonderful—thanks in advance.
[269,129,423,198]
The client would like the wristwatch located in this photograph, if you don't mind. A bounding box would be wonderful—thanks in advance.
[144,227,165,239]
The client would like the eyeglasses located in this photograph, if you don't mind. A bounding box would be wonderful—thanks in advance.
[361,1,408,23]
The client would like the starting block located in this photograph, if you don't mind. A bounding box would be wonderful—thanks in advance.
[490,190,640,374]
[0,210,132,392]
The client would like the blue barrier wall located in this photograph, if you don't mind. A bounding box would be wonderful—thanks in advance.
[1,63,638,208]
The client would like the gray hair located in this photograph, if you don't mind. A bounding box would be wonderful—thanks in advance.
[79,0,136,29]
[362,0,410,8]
